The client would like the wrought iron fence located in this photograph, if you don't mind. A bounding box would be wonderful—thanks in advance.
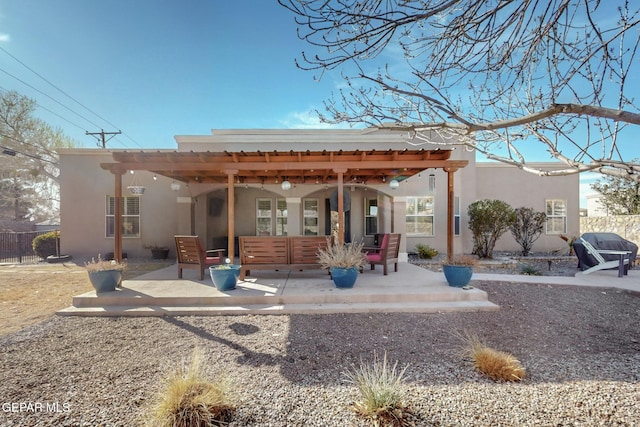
[0,230,57,263]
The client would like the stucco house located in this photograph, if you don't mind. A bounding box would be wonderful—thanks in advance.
[58,128,579,262]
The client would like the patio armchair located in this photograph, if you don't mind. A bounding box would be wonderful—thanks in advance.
[364,233,401,275]
[174,235,224,280]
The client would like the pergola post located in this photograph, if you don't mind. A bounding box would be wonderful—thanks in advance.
[444,166,458,261]
[226,171,237,262]
[114,170,124,263]
[335,169,345,244]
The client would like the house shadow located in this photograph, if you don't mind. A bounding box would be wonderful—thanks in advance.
[161,283,640,386]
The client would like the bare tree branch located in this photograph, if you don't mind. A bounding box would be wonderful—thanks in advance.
[280,0,640,180]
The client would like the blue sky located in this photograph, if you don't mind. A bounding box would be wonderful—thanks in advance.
[1,1,633,206]
[0,1,340,149]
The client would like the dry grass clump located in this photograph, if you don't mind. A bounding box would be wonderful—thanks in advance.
[458,333,526,382]
[443,254,478,266]
[317,239,368,269]
[84,254,126,272]
[343,352,412,427]
[146,348,234,427]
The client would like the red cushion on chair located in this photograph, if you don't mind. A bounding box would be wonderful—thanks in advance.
[379,234,389,249]
[367,253,382,262]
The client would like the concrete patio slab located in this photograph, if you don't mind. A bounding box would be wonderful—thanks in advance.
[57,262,640,317]
[58,262,499,316]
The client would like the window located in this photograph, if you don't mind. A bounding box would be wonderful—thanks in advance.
[546,199,567,234]
[106,196,140,238]
[303,199,319,235]
[276,198,287,236]
[406,196,434,236]
[256,199,273,235]
[364,198,378,236]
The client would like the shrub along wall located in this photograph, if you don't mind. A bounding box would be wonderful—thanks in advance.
[580,215,640,245]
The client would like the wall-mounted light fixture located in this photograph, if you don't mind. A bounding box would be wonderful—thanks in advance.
[389,179,400,189]
[429,173,436,192]
[171,181,181,191]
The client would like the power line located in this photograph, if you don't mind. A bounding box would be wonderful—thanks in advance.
[1,85,88,132]
[0,66,103,129]
[0,45,122,131]
[0,47,145,149]
[0,137,56,165]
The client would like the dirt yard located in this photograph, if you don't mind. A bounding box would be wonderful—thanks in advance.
[0,261,173,336]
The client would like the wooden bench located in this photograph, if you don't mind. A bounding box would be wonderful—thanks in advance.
[239,236,329,280]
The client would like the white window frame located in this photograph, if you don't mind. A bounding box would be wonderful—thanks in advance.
[546,199,567,234]
[275,198,288,236]
[364,197,378,236]
[106,195,140,238]
[302,198,319,236]
[406,196,435,236]
[256,198,273,236]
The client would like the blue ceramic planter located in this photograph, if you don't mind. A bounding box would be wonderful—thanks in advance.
[209,265,241,291]
[443,265,473,287]
[88,270,121,293]
[330,267,359,288]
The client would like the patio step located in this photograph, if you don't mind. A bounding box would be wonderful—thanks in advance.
[57,299,499,316]
[69,286,490,309]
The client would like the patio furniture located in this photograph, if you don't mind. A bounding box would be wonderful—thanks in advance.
[239,236,329,280]
[364,233,401,275]
[574,236,632,277]
[175,235,224,280]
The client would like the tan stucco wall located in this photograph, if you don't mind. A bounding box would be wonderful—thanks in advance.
[475,163,580,253]
[59,150,181,261]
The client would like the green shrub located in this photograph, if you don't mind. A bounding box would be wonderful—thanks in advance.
[343,352,412,426]
[520,265,542,276]
[414,243,438,259]
[510,207,547,256]
[468,199,515,259]
[32,231,60,259]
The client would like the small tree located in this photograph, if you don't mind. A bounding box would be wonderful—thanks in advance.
[591,174,640,215]
[468,200,515,259]
[510,207,547,257]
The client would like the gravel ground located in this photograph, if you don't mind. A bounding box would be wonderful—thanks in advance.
[1,279,639,426]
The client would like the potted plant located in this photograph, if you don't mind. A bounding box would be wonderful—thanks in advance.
[85,255,126,293]
[144,243,170,260]
[317,240,367,288]
[209,259,241,291]
[442,255,477,287]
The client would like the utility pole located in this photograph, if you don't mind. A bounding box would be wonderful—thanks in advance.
[86,129,122,148]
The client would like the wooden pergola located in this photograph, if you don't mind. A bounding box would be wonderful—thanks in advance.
[100,148,468,262]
